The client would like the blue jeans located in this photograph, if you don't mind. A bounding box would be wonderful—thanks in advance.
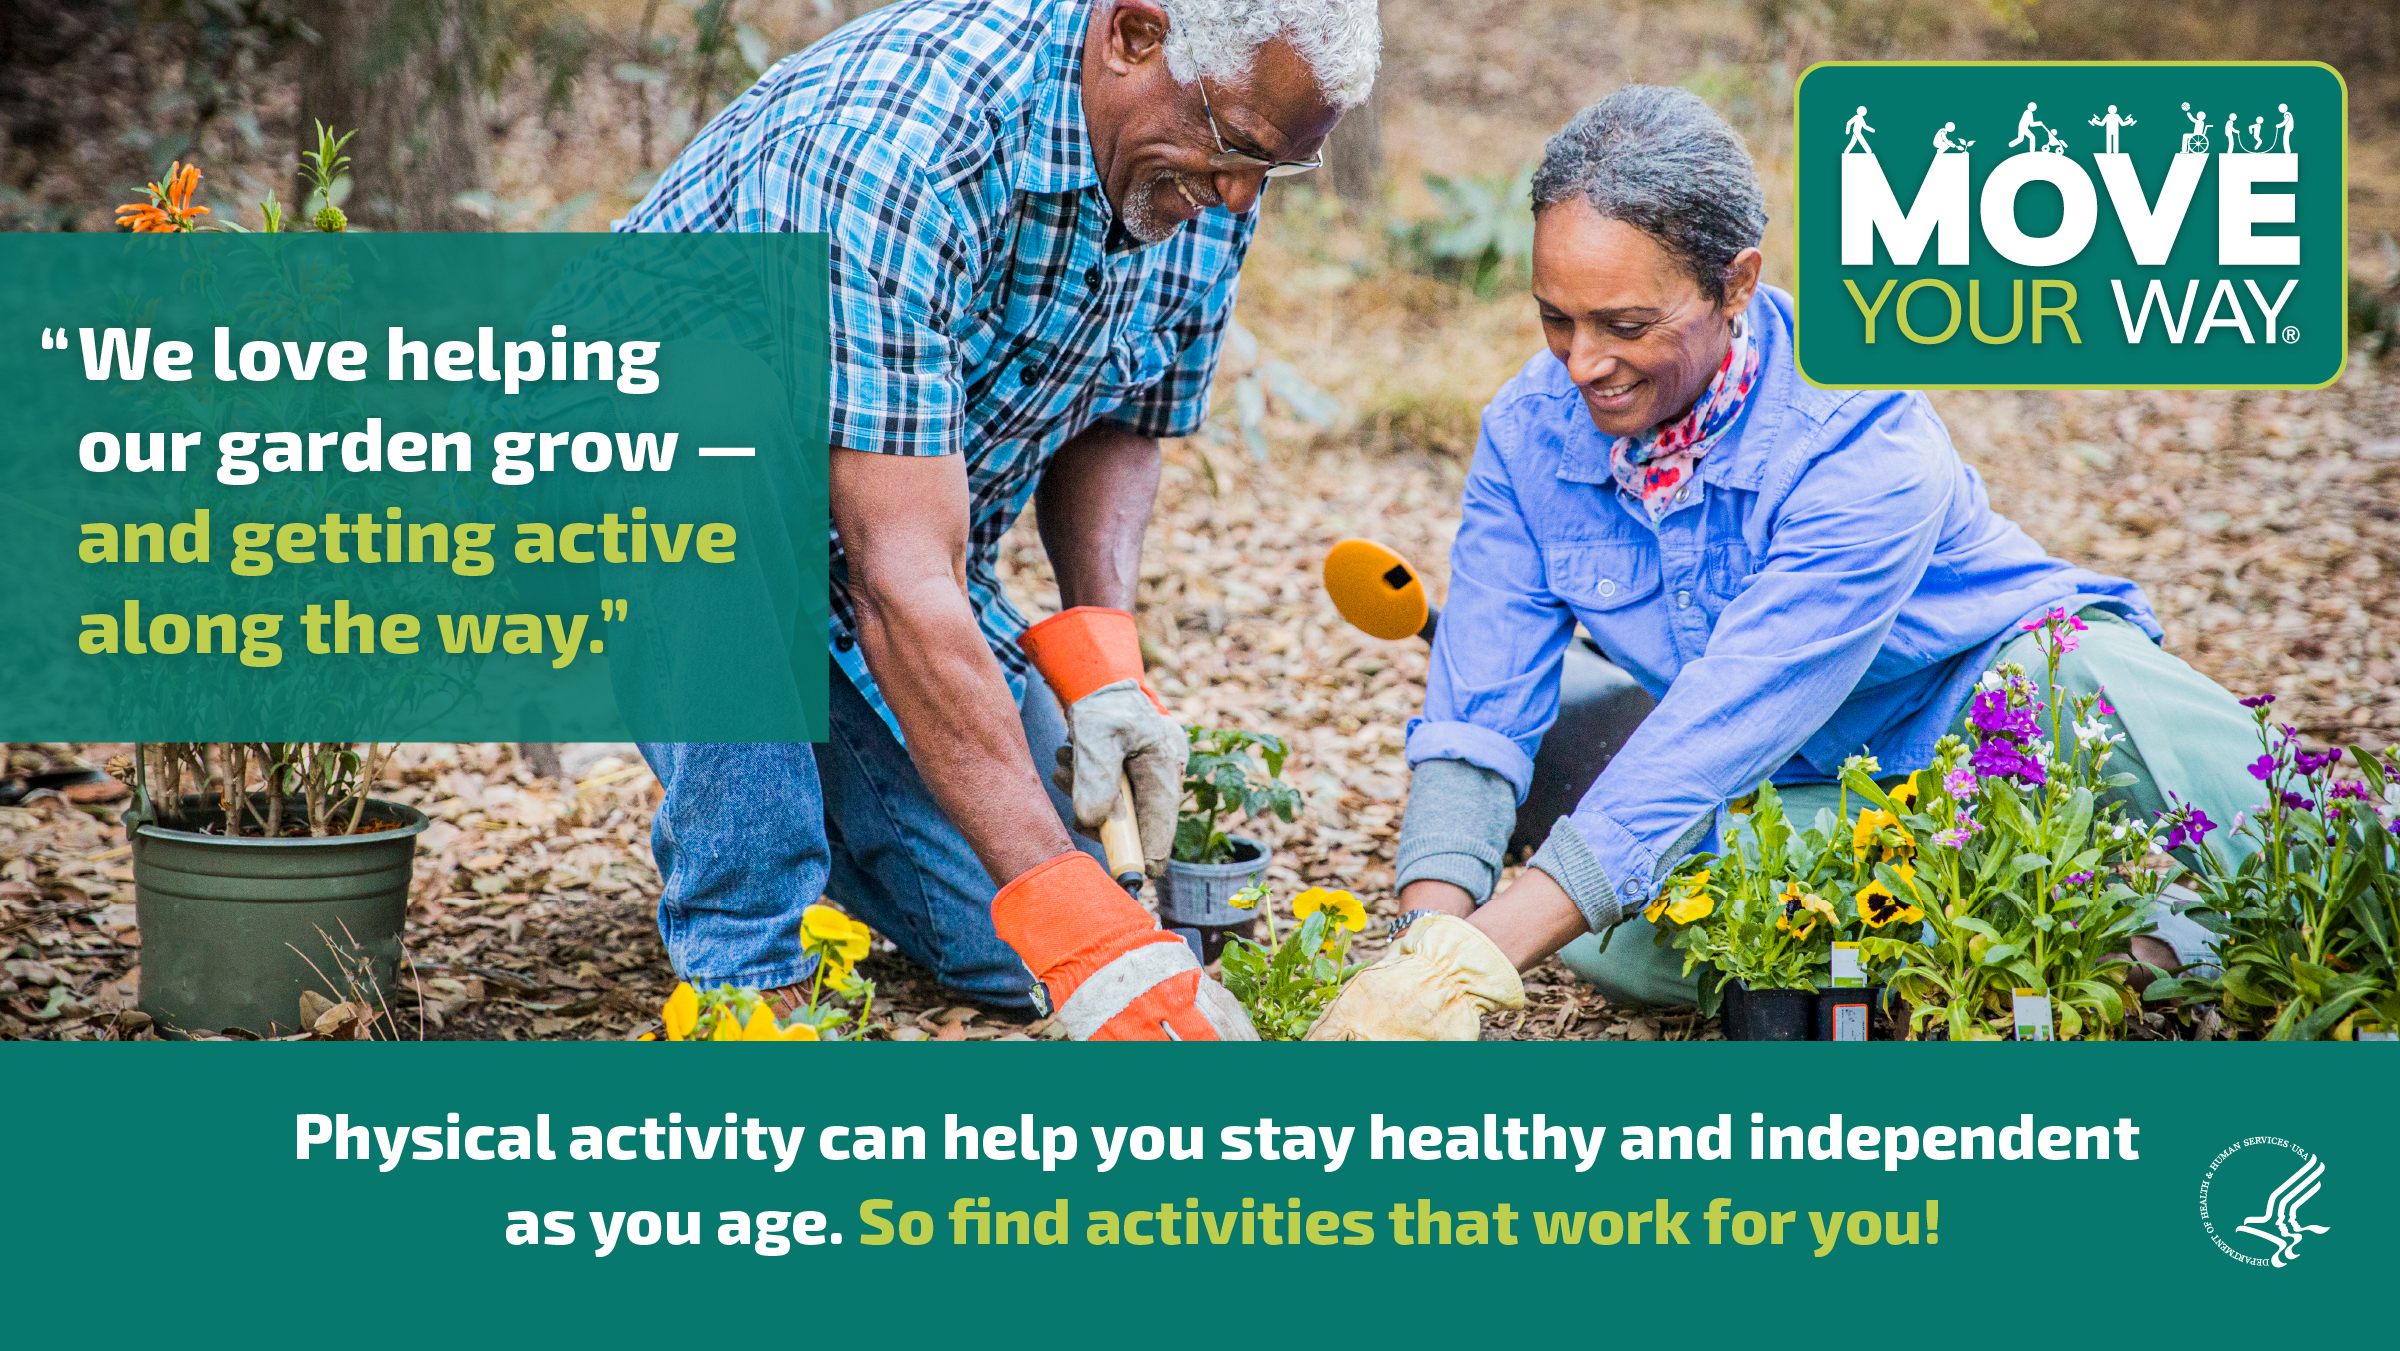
[639,672,1099,1008]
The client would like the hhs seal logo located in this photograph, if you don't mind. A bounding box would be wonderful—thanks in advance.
[2200,1136,2330,1267]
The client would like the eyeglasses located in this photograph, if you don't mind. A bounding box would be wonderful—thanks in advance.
[1198,80,1321,178]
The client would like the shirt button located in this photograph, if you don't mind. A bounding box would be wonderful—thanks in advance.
[1676,590,1693,609]
[834,634,855,652]
[1674,487,1690,503]
[1597,579,1616,598]
[1085,266,1102,287]
[1019,365,1039,386]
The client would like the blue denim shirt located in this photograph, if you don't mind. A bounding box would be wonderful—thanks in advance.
[1405,286,2159,906]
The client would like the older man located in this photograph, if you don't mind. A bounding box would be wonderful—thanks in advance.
[617,0,1379,1039]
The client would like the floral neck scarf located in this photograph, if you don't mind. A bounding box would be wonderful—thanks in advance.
[1608,315,1760,521]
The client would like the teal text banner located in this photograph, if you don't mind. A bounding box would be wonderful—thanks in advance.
[1794,63,2345,389]
[5,1044,2389,1347]
[0,233,829,742]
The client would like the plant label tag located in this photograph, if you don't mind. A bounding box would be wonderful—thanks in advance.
[2356,1022,2397,1042]
[1829,941,1865,988]
[2012,988,2053,1041]
[1829,1000,1869,1041]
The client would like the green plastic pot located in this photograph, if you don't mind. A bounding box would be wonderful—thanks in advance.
[131,794,427,1037]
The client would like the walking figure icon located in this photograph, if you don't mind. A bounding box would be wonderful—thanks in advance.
[1843,105,1875,154]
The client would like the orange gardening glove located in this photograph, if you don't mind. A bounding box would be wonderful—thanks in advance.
[1019,607,1186,875]
[992,851,1256,1041]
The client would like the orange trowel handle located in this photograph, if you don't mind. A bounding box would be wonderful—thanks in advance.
[1098,772,1146,895]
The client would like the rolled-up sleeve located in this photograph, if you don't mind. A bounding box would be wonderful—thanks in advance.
[1561,400,1956,913]
[1404,404,1576,799]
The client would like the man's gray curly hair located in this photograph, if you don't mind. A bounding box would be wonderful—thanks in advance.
[1158,0,1382,110]
[1531,85,1766,304]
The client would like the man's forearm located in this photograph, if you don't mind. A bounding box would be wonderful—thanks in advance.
[853,570,1076,885]
[1036,420,1162,611]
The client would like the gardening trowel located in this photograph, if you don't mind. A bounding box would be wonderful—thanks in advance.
[1099,772,1230,966]
[1098,772,1147,896]
[1322,538,1657,854]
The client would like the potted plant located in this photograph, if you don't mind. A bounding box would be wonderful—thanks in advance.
[1651,786,1833,1040]
[1157,728,1302,948]
[2143,701,2400,1039]
[123,742,427,1037]
[1854,610,2166,1040]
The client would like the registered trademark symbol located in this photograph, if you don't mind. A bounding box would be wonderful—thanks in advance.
[2283,326,2301,344]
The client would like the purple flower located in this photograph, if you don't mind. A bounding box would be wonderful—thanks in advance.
[2292,747,2342,776]
[2065,870,2095,887]
[2161,797,2217,851]
[1932,813,1982,848]
[2329,780,2370,802]
[2280,791,2315,812]
[2092,689,2117,717]
[1969,690,2041,742]
[2238,694,2275,709]
[1970,739,2046,786]
[2247,754,2278,782]
[1943,766,1981,799]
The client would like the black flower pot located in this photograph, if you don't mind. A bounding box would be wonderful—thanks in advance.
[1815,986,1889,1041]
[1721,982,1816,1041]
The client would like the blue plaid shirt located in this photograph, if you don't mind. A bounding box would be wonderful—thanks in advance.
[616,0,1251,739]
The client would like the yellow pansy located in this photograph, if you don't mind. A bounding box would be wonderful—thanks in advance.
[1292,887,1367,932]
[1857,881,1924,929]
[1851,809,1895,857]
[1228,885,1267,910]
[800,904,873,972]
[661,982,700,1041]
[1888,775,1921,809]
[1664,889,1714,925]
[741,1004,785,1041]
[781,1021,820,1041]
[710,1007,743,1040]
[1650,870,1712,925]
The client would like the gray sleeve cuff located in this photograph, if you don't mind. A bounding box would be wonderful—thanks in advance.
[1393,757,1517,904]
[1529,818,1623,933]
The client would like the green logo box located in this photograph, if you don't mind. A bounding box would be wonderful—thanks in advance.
[1793,62,2346,389]
[0,234,829,742]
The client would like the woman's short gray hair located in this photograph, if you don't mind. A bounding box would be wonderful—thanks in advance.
[1159,0,1381,110]
[1531,86,1766,303]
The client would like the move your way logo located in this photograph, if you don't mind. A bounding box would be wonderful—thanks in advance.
[1795,62,2346,389]
[2199,1136,2331,1268]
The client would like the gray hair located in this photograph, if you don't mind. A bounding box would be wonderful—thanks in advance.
[1531,86,1766,303]
[1159,0,1382,110]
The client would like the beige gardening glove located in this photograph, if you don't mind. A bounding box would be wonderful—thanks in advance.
[1050,679,1188,876]
[1306,912,1526,1041]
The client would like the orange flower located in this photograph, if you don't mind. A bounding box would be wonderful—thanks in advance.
[116,162,210,233]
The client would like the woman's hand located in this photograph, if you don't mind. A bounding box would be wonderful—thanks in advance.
[1396,878,1476,919]
[1305,869,1594,1041]
[1465,868,1592,971]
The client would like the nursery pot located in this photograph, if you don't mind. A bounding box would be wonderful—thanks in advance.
[131,793,428,1037]
[1720,982,1817,1041]
[1815,986,1889,1042]
[1159,835,1267,961]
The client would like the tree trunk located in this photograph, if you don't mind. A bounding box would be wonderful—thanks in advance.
[1325,78,1385,213]
[297,0,490,232]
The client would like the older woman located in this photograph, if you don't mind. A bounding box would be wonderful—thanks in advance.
[1310,86,2262,1040]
